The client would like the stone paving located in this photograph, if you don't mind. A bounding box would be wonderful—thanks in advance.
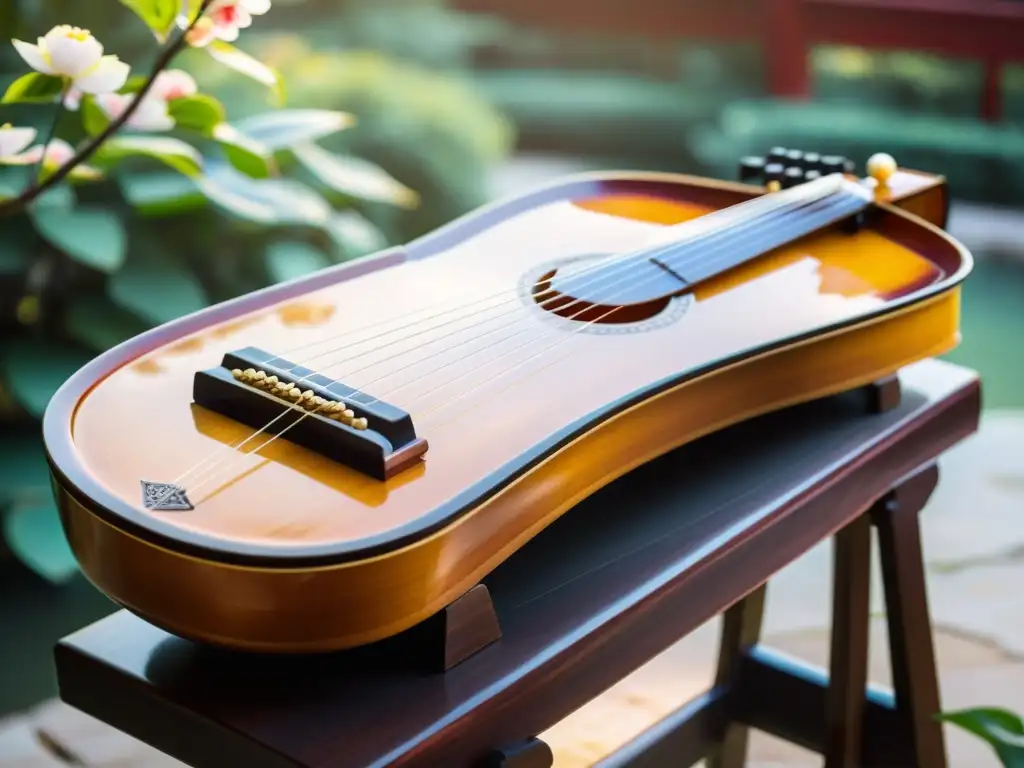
[1,157,1021,766]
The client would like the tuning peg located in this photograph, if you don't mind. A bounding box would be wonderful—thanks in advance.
[784,149,804,166]
[820,155,846,175]
[867,152,897,185]
[803,151,822,171]
[782,166,805,188]
[767,146,788,162]
[739,155,766,183]
[804,169,822,182]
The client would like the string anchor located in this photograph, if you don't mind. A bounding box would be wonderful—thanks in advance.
[141,480,194,511]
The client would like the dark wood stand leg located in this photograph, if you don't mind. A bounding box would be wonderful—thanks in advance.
[825,513,872,768]
[393,584,502,674]
[706,584,766,768]
[872,463,947,768]
[481,738,554,768]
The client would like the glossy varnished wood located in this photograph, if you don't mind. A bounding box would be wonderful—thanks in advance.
[45,170,972,651]
[55,359,980,768]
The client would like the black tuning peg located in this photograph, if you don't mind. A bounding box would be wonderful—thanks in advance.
[739,156,766,183]
[784,149,804,166]
[803,152,822,171]
[782,166,805,188]
[767,146,789,162]
[804,169,823,182]
[821,155,856,176]
[764,162,785,185]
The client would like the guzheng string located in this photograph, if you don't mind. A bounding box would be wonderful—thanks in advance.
[266,174,845,405]
[258,173,845,374]
[354,190,849,409]
[169,183,862,504]
[152,179,826,505]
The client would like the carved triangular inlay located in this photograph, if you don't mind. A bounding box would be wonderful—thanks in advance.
[141,480,193,511]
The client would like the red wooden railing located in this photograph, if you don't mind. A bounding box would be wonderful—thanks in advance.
[454,0,1024,120]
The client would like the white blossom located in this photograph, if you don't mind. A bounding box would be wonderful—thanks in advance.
[0,124,38,159]
[12,26,130,95]
[151,69,198,102]
[97,92,175,132]
[187,0,271,47]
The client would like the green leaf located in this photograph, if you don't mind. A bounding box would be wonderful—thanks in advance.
[0,222,35,275]
[31,183,75,212]
[207,41,286,104]
[0,433,51,506]
[0,338,93,418]
[234,110,355,151]
[118,0,180,39]
[93,136,203,178]
[293,143,419,209]
[109,255,207,326]
[120,75,149,95]
[64,294,149,351]
[169,94,226,134]
[197,162,331,226]
[938,708,1024,766]
[211,123,274,179]
[326,210,388,260]
[80,95,112,137]
[119,172,206,217]
[2,72,65,104]
[264,241,330,284]
[31,207,127,273]
[3,502,79,584]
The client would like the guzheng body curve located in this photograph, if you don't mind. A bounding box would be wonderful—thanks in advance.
[43,167,971,652]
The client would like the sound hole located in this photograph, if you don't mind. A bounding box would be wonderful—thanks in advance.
[529,255,683,325]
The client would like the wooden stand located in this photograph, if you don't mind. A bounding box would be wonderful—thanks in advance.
[52,361,981,768]
[390,584,503,674]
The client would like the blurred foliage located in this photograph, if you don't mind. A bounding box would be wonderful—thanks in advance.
[937,707,1024,767]
[0,0,513,582]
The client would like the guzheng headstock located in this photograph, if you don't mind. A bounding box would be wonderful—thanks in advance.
[738,147,897,191]
[736,147,949,229]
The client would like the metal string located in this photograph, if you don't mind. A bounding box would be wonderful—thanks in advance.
[173,189,861,503]
[153,180,820,501]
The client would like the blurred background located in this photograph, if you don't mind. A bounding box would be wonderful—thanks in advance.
[1,0,1022,765]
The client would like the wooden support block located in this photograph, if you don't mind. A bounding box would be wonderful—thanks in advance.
[391,584,502,674]
[864,375,901,414]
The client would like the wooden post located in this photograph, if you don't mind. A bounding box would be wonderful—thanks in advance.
[982,59,1003,122]
[765,0,810,98]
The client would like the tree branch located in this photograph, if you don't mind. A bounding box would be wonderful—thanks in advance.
[0,0,214,218]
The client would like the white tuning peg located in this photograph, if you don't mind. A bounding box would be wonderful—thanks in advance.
[867,152,897,185]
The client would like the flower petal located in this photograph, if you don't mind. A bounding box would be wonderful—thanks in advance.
[186,18,217,48]
[11,39,55,75]
[64,87,84,111]
[233,8,254,29]
[129,96,175,132]
[73,55,130,95]
[243,0,271,14]
[42,138,75,168]
[1,146,44,165]
[216,24,241,42]
[152,70,197,101]
[0,126,39,159]
[44,27,103,76]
